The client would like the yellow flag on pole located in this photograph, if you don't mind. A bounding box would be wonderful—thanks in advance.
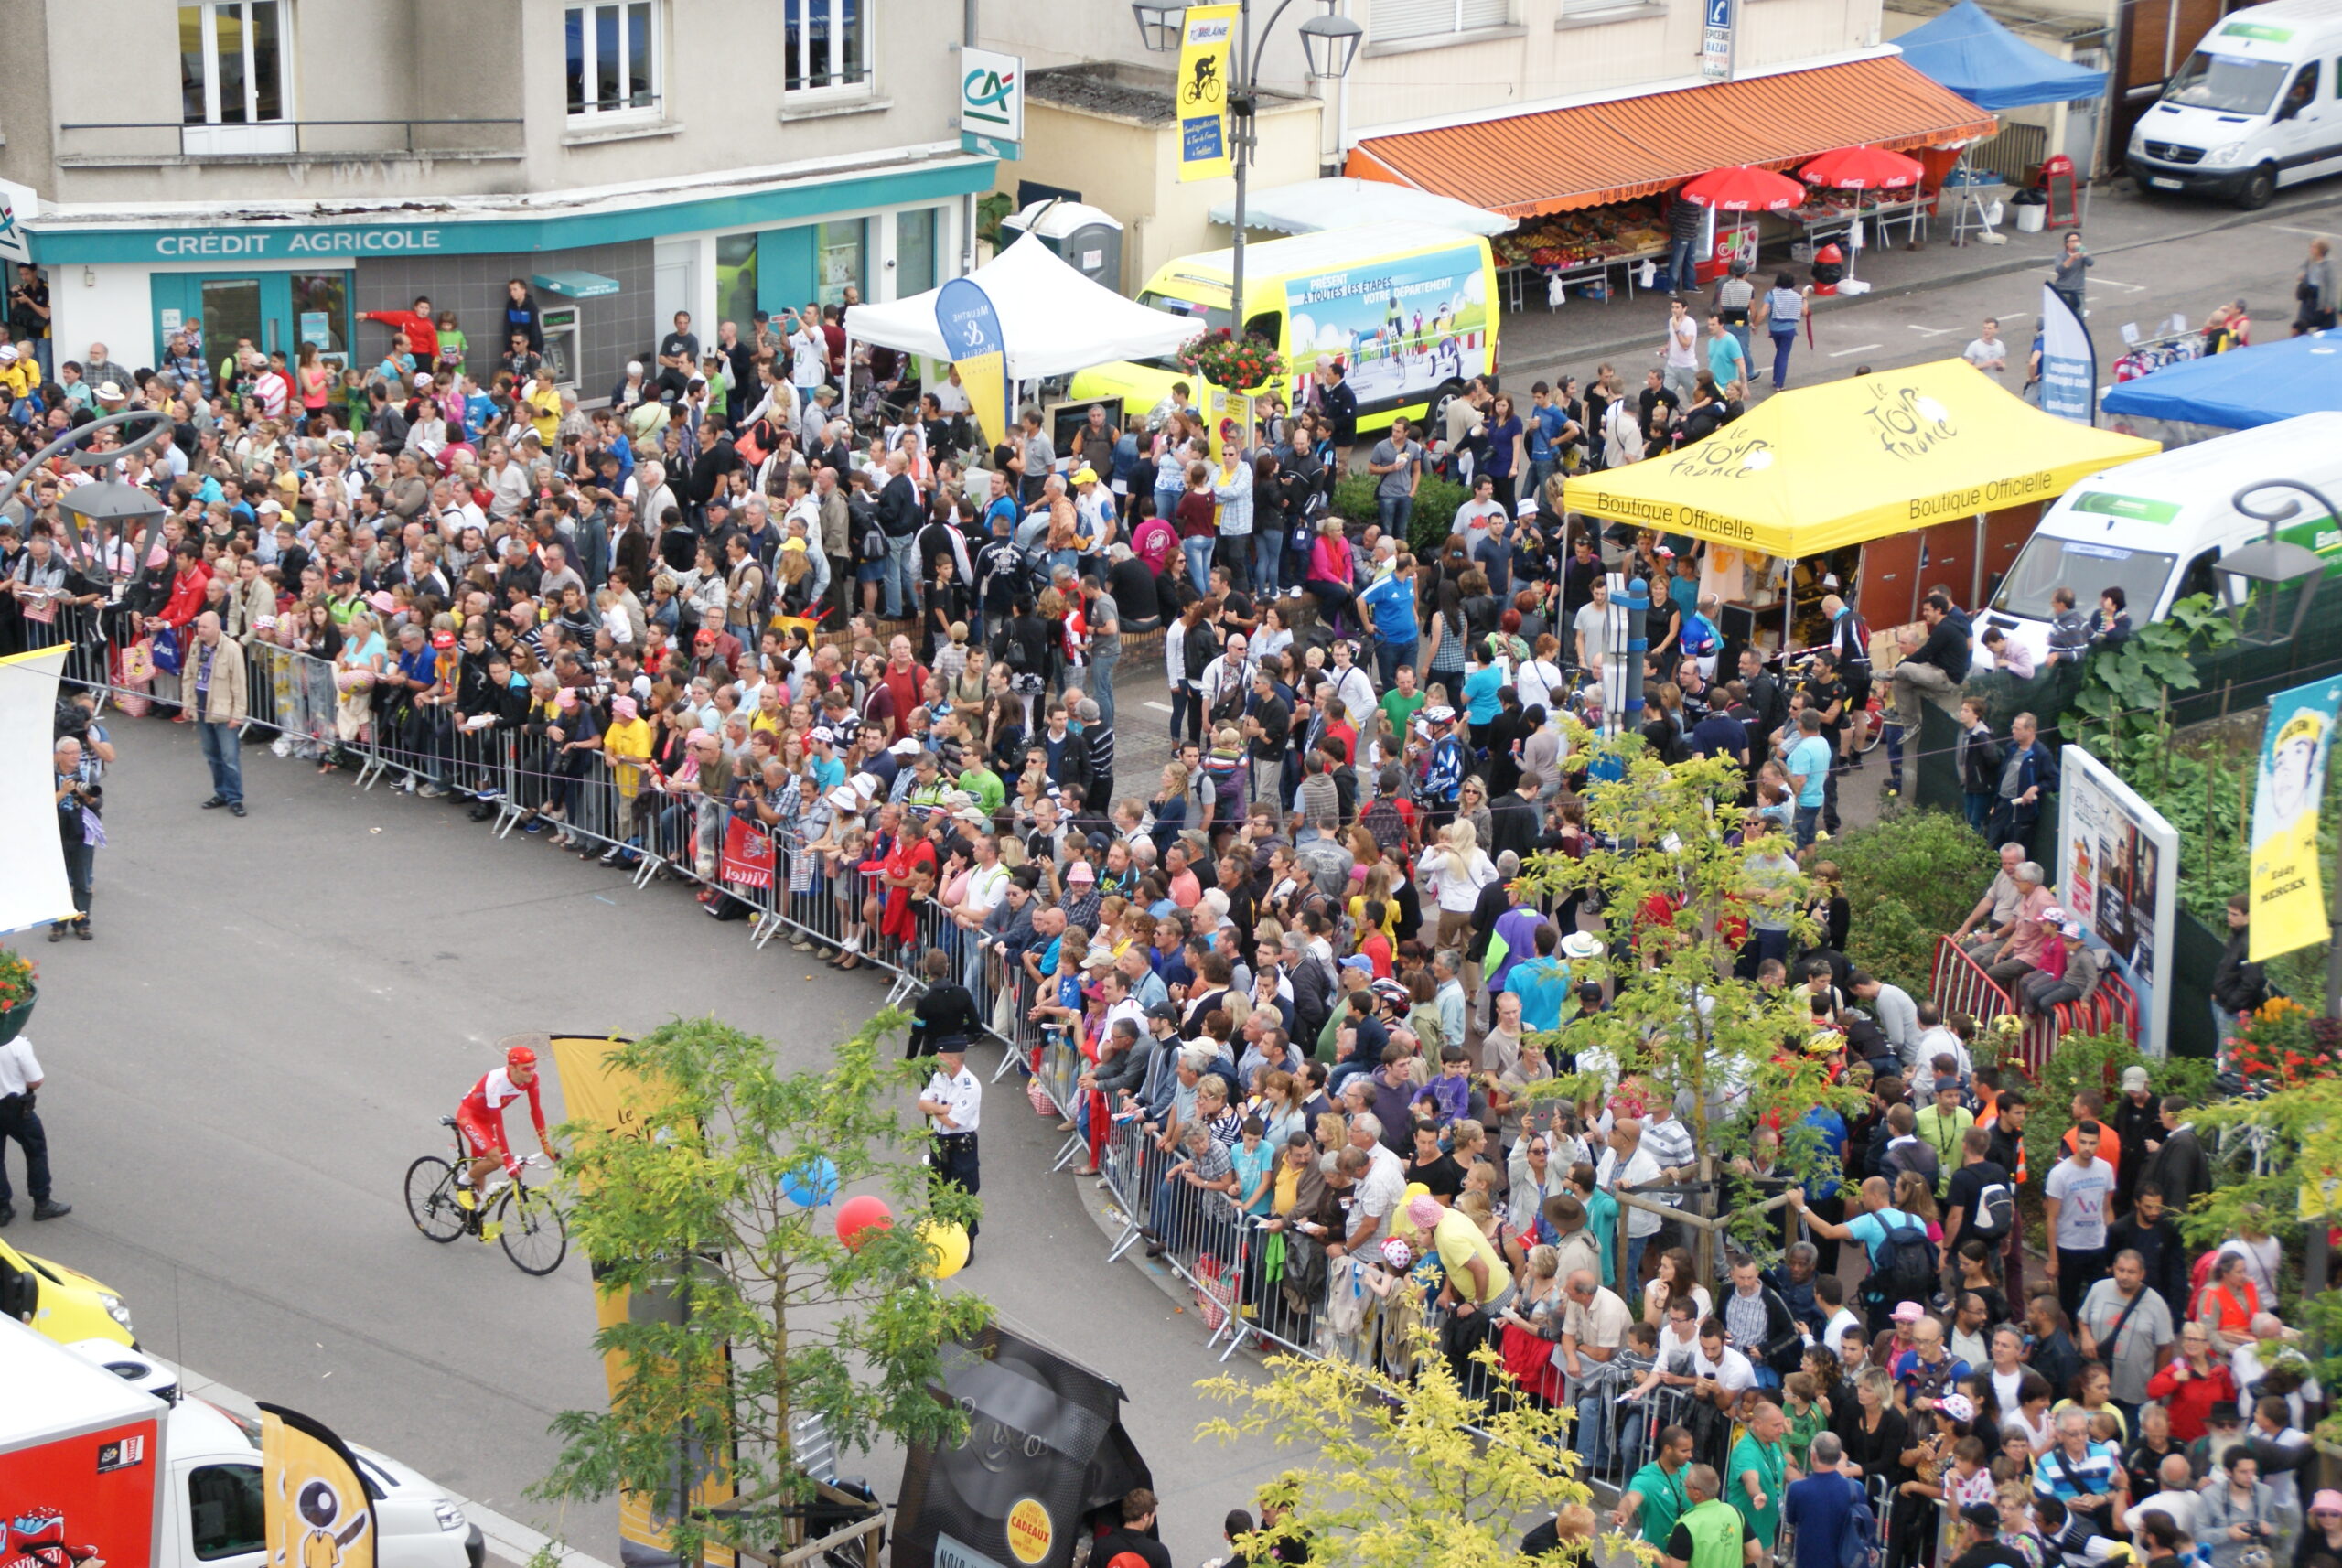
[1175,5,1239,183]
[261,1404,376,1568]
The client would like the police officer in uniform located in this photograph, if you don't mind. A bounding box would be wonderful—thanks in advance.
[917,1041,982,1262]
[0,1035,70,1224]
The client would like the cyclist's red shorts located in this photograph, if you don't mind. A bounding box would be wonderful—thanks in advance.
[456,1108,507,1162]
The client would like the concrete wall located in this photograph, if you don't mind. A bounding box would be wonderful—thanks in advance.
[999,97,1322,295]
[15,0,961,208]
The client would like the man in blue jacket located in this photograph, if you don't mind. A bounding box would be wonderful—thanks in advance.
[1987,711,2058,851]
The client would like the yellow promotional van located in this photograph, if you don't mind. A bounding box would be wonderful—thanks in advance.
[1069,221,1499,444]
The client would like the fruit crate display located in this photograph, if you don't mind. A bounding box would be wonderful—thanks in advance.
[1492,199,1669,270]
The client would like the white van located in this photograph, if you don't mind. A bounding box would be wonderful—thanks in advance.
[2125,0,2342,209]
[1979,412,2342,660]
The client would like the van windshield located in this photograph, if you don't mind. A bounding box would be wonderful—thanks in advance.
[2164,50,2289,114]
[1992,535,2176,620]
[1134,290,1227,372]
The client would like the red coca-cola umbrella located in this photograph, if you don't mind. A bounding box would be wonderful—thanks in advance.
[1680,164,1810,212]
[1799,144,1925,190]
[1799,145,1927,282]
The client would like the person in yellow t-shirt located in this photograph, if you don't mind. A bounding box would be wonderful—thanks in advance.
[524,371,562,446]
[601,693,653,865]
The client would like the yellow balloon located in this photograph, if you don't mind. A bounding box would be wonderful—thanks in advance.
[919,1219,972,1281]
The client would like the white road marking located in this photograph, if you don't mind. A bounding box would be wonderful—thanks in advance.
[1907,325,1958,337]
[2090,279,2148,292]
[2273,225,2334,238]
[1829,343,1883,357]
[1143,700,1175,713]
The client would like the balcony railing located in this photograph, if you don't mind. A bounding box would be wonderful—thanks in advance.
[57,118,526,164]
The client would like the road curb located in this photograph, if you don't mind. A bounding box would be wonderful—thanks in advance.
[1499,185,2342,381]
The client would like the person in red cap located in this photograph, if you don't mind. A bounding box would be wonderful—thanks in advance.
[454,1042,556,1227]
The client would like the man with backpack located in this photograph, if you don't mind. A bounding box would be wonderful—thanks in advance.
[1942,1127,2014,1296]
[1782,1433,1873,1568]
[1790,1175,1937,1335]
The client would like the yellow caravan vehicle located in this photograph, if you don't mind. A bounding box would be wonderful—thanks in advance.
[1069,221,1499,444]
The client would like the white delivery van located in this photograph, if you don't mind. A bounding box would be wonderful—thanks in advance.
[2125,0,2342,209]
[1978,412,2342,660]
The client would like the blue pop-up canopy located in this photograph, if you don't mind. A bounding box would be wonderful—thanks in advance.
[2102,332,2342,429]
[1894,1,2108,110]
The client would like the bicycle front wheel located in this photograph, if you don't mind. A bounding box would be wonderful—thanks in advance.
[497,1184,569,1275]
[404,1156,466,1243]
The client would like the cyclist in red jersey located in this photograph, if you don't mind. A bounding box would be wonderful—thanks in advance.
[456,1044,556,1208]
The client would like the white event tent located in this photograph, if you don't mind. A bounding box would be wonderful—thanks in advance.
[842,232,1194,384]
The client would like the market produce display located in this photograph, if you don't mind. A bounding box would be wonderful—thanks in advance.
[1493,199,1669,270]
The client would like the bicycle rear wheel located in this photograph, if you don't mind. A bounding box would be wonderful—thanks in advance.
[404,1156,466,1243]
[497,1184,569,1275]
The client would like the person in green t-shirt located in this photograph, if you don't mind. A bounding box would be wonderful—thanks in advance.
[700,351,731,423]
[1614,1425,1696,1552]
[1726,1402,1790,1557]
[957,763,1004,813]
[1379,663,1426,739]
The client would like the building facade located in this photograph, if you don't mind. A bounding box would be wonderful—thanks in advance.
[981,0,1898,293]
[0,0,992,394]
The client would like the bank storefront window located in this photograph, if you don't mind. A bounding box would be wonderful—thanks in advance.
[896,208,939,295]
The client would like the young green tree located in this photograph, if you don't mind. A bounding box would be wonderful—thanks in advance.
[535,1013,992,1563]
[1515,736,1867,1257]
[1197,1330,1605,1568]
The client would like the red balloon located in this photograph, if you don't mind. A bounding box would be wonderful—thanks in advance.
[834,1194,895,1251]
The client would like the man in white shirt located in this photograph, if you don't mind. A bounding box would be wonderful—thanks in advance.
[916,1042,983,1259]
[1687,1318,1757,1411]
[2124,1454,2202,1539]
[1660,297,1703,403]
[2044,1121,2118,1321]
[0,1035,71,1222]
[1962,318,2008,377]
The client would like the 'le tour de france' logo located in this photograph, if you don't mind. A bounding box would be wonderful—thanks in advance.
[1858,379,1959,462]
[1666,425,1774,480]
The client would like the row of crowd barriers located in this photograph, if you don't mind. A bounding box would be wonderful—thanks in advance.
[38,611,1831,1486]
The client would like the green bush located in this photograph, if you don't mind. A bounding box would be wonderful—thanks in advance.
[1330,470,1470,554]
[1825,810,2002,994]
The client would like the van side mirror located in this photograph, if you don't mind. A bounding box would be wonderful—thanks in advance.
[0,1267,33,1321]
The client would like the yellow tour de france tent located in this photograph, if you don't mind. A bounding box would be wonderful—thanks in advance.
[1563,359,2160,559]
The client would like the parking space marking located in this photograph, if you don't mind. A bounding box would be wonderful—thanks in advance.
[1829,343,1883,357]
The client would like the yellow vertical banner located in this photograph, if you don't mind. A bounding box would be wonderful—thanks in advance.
[260,1404,376,1568]
[1175,5,1239,184]
[934,277,1010,455]
[2249,678,2342,962]
[547,1033,738,1568]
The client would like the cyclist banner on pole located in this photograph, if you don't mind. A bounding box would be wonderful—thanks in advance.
[545,1033,740,1568]
[259,1402,377,1568]
[1175,5,1237,184]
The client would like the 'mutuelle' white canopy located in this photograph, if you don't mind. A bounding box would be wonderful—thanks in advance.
[842,232,1194,382]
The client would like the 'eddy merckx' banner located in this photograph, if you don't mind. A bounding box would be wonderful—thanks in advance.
[1175,5,1238,183]
[2251,676,2342,962]
[2038,281,2096,425]
[545,1032,739,1568]
[261,1403,376,1568]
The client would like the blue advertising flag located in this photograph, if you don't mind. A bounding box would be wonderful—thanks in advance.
[934,276,1010,451]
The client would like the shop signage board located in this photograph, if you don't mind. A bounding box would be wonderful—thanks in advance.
[960,47,1024,160]
[2057,745,2178,1056]
[1702,0,1736,81]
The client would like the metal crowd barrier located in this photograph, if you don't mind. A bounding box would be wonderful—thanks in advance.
[45,617,1615,1405]
[1928,936,2141,1078]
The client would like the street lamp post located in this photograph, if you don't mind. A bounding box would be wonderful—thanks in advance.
[1133,0,1361,359]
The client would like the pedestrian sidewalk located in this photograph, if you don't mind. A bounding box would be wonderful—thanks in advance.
[1494,181,2342,382]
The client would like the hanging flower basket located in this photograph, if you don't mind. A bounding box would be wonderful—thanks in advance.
[0,948,35,1047]
[1176,328,1286,392]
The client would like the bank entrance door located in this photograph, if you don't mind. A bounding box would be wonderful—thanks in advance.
[152,270,351,371]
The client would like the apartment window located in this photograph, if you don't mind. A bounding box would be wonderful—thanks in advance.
[785,0,870,93]
[1369,0,1508,41]
[179,2,287,126]
[565,3,661,119]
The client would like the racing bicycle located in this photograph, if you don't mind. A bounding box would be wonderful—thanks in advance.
[404,1117,568,1275]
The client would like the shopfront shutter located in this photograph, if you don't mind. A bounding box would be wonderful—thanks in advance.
[1370,0,1460,41]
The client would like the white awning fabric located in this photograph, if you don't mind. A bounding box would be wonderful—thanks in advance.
[843,233,1194,381]
[1208,177,1516,236]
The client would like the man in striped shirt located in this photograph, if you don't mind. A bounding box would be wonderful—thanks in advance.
[2032,1408,2127,1530]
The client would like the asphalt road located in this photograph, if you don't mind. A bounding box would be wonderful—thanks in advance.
[18,716,1285,1568]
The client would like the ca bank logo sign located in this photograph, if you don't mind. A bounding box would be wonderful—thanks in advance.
[0,177,38,265]
[961,47,1025,144]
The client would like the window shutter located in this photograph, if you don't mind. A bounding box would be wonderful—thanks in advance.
[1459,0,1509,27]
[1370,0,1459,41]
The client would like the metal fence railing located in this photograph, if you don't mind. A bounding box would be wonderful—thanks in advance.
[32,612,1653,1429]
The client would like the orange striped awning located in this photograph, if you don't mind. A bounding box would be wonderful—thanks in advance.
[1345,56,1996,217]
